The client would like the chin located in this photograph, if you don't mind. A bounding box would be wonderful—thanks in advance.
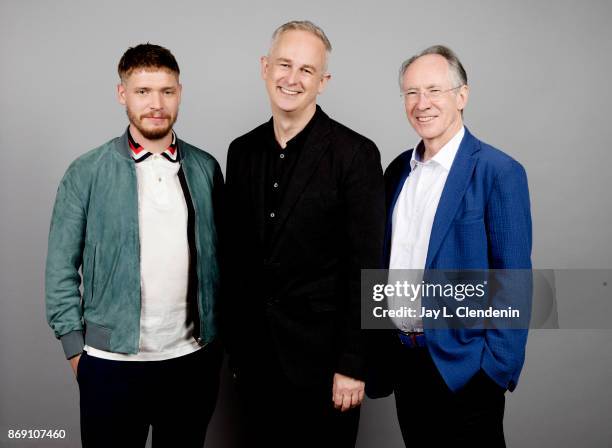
[140,126,172,140]
[273,101,300,114]
[413,124,440,139]
[420,129,441,139]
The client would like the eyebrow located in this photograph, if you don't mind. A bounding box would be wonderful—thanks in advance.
[275,57,317,72]
[132,86,177,91]
[404,84,444,90]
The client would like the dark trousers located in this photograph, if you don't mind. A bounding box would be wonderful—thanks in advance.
[234,355,360,448]
[393,340,506,447]
[78,344,222,448]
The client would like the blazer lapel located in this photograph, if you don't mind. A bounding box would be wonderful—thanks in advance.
[251,135,268,244]
[389,156,413,217]
[269,111,332,245]
[425,128,479,268]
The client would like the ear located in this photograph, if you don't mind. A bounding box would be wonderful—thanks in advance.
[260,56,269,80]
[177,82,183,104]
[456,84,469,112]
[117,83,127,106]
[318,72,331,94]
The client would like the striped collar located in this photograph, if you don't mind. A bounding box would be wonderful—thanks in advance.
[128,128,178,163]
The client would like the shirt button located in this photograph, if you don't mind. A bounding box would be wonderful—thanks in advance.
[273,182,279,188]
[158,177,162,182]
[279,153,285,159]
[270,212,275,218]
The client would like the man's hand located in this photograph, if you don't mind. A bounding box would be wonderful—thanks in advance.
[69,354,81,377]
[332,373,365,412]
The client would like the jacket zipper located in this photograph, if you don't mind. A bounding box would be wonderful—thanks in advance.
[130,161,143,351]
[180,161,205,342]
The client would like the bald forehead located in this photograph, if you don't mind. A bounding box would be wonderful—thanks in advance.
[402,54,453,89]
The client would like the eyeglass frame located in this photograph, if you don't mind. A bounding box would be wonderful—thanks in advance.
[400,85,465,102]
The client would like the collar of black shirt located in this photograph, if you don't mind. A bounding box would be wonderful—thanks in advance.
[267,105,322,152]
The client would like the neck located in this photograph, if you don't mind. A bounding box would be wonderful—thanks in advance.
[422,120,463,161]
[272,104,316,148]
[129,124,172,154]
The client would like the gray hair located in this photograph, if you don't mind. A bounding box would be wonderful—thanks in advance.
[271,20,332,53]
[398,45,467,90]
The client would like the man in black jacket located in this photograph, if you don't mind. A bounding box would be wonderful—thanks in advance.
[224,20,385,448]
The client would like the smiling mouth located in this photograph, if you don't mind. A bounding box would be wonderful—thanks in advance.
[278,87,301,96]
[416,116,436,122]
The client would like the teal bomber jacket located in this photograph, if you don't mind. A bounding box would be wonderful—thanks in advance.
[45,130,222,359]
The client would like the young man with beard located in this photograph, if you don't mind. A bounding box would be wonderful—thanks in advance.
[224,21,385,448]
[45,44,223,448]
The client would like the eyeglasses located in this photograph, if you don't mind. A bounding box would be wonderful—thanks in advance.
[400,85,464,102]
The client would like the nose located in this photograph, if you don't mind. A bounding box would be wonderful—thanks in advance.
[286,67,300,85]
[150,91,163,110]
[415,91,431,110]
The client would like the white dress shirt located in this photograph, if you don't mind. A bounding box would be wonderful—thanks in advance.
[389,127,464,332]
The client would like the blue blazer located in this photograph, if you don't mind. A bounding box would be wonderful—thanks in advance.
[382,127,532,392]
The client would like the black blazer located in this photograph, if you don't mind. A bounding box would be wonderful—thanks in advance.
[223,107,385,386]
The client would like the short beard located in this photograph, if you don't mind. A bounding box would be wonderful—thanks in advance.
[126,108,178,140]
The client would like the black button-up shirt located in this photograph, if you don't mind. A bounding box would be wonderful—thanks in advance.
[263,106,321,254]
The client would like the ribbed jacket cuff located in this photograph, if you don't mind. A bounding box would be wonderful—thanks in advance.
[60,330,84,359]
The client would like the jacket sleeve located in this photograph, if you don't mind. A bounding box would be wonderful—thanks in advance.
[335,139,386,380]
[482,159,532,389]
[219,140,250,359]
[45,168,87,359]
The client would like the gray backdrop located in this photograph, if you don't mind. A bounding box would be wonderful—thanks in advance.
[1,0,611,446]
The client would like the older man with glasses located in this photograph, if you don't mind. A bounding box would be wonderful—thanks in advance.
[368,45,532,447]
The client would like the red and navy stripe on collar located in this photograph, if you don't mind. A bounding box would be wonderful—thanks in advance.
[128,128,178,163]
